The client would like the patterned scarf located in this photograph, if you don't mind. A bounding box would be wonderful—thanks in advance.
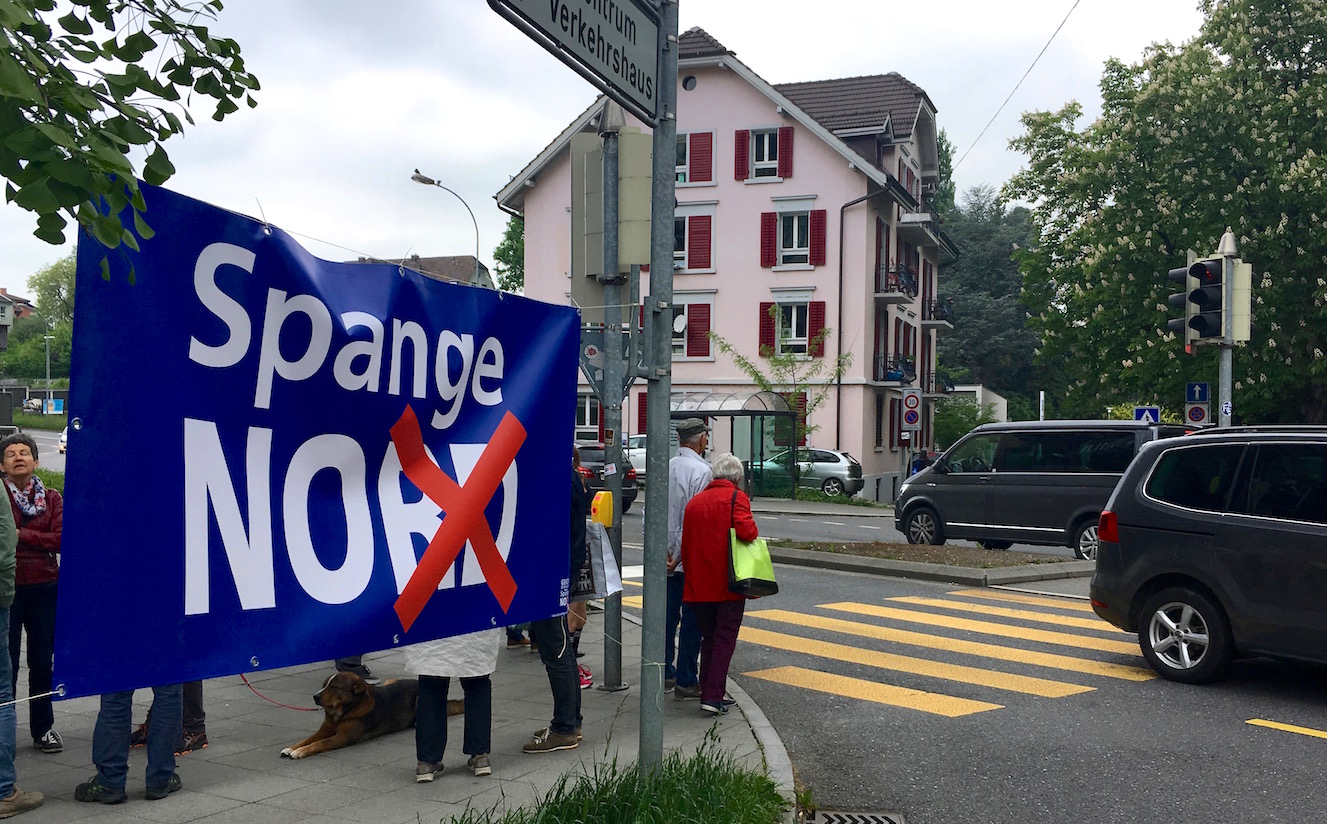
[6,476,46,518]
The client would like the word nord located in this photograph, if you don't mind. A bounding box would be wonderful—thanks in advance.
[188,243,505,429]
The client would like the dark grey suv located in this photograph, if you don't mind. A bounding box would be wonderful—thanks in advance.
[1090,427,1327,683]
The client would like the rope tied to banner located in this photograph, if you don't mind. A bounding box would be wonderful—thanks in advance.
[0,685,66,710]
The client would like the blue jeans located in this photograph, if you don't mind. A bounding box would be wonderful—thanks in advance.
[92,685,182,791]
[665,572,701,687]
[529,615,581,736]
[416,675,491,763]
[0,607,16,799]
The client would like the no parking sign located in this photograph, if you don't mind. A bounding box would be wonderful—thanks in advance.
[901,388,922,431]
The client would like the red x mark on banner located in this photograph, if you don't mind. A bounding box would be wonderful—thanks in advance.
[390,406,526,633]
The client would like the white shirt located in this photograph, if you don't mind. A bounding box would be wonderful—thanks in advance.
[667,446,712,571]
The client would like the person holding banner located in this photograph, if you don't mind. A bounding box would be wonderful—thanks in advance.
[75,681,183,804]
[681,453,758,716]
[666,419,711,699]
[522,450,590,754]
[1,434,63,755]
[0,483,43,817]
[406,628,500,782]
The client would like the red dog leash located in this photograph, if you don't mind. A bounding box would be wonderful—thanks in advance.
[240,673,320,712]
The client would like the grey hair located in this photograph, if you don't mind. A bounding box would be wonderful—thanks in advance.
[711,453,744,485]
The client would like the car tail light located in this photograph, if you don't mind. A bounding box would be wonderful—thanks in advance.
[576,466,593,480]
[625,466,637,481]
[1098,510,1118,543]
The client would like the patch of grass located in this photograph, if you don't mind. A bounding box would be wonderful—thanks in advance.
[770,538,1071,568]
[35,469,63,493]
[11,411,66,432]
[445,729,787,824]
[792,488,882,507]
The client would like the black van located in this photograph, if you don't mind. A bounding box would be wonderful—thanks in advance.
[894,420,1185,558]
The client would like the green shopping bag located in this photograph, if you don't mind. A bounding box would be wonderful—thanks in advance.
[726,491,778,597]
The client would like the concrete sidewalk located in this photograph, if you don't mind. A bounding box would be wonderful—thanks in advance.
[8,613,791,824]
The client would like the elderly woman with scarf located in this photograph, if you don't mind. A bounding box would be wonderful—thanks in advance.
[1,434,62,755]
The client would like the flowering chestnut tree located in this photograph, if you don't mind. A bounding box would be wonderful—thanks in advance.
[1006,0,1327,422]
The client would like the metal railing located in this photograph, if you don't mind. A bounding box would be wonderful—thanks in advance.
[875,264,918,298]
[872,354,916,383]
[922,298,955,323]
[919,370,956,394]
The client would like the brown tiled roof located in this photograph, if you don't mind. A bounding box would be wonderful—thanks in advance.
[678,27,732,59]
[775,73,933,140]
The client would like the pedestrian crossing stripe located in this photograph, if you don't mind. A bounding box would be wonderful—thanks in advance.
[888,596,1127,633]
[948,588,1098,614]
[822,602,1138,655]
[744,666,1002,718]
[746,609,1153,681]
[738,626,1093,698]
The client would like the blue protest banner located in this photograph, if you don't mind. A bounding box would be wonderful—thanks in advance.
[54,185,581,699]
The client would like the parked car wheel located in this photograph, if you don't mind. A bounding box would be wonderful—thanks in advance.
[1073,520,1099,560]
[1139,587,1232,683]
[979,540,1013,551]
[821,477,846,497]
[903,506,944,546]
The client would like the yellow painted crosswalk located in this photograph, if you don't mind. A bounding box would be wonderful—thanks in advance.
[616,583,1151,718]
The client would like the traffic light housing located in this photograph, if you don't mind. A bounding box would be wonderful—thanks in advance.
[1186,258,1224,339]
[1166,265,1198,349]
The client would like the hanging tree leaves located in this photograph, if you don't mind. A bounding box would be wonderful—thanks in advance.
[0,0,259,259]
[1006,0,1327,422]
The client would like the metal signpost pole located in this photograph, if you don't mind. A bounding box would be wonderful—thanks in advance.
[639,0,677,772]
[1218,230,1237,427]
[598,107,627,691]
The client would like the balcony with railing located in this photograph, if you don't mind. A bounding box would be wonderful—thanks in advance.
[874,263,918,305]
[921,297,955,331]
[920,370,956,396]
[872,354,916,384]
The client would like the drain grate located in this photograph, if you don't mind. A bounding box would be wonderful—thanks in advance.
[816,812,907,824]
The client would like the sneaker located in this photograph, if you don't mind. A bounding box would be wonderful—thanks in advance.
[129,722,148,748]
[664,678,676,693]
[177,730,208,755]
[144,773,182,801]
[700,702,729,715]
[415,761,443,783]
[673,683,702,700]
[467,754,492,776]
[522,727,579,753]
[33,729,62,753]
[507,637,530,648]
[0,788,43,817]
[75,777,128,805]
[578,664,593,689]
[529,642,539,655]
[576,725,583,742]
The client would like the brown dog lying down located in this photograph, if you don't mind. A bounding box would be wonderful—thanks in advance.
[280,672,462,759]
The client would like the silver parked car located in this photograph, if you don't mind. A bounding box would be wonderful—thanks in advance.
[755,448,864,497]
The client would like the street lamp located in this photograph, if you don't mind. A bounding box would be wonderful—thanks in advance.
[410,169,485,288]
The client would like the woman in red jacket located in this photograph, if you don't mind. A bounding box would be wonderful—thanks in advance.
[680,453,757,715]
[1,434,62,754]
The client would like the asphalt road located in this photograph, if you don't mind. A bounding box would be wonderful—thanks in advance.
[614,511,1327,823]
[18,426,65,474]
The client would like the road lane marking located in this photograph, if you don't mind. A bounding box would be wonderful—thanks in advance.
[744,666,1002,717]
[860,525,881,530]
[824,521,845,526]
[622,564,644,578]
[746,609,1153,681]
[822,602,1138,655]
[1247,719,1327,740]
[950,588,1097,613]
[623,579,641,588]
[788,518,810,523]
[738,626,1093,697]
[621,595,643,608]
[889,596,1126,633]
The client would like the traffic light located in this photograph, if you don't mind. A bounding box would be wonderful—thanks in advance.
[1166,265,1197,349]
[1186,258,1224,339]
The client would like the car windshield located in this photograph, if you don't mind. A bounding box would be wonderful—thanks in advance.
[579,448,606,464]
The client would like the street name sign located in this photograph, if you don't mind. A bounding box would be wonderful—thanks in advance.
[1133,406,1161,423]
[489,0,660,125]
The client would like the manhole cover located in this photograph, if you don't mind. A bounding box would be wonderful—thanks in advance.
[816,813,906,824]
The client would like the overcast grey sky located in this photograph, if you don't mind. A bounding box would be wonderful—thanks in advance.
[0,0,1206,298]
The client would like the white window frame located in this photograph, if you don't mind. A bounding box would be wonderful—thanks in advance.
[752,129,779,177]
[779,212,810,265]
[777,301,810,355]
[673,217,687,266]
[669,291,716,362]
[575,394,600,440]
[673,201,717,274]
[675,134,689,183]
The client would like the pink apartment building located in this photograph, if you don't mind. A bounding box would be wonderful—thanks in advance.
[497,28,958,502]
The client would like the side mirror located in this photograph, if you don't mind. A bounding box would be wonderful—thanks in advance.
[930,460,949,475]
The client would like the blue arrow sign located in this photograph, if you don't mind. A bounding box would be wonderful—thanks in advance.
[1186,382,1210,403]
[1134,406,1161,423]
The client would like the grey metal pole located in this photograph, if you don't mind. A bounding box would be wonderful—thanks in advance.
[1218,230,1236,427]
[639,0,678,772]
[598,110,627,691]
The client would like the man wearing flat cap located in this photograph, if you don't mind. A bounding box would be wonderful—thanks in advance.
[665,418,711,700]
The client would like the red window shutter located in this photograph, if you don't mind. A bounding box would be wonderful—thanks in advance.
[598,411,605,442]
[796,392,808,446]
[686,303,711,357]
[758,302,775,352]
[898,158,904,181]
[734,129,750,180]
[760,212,777,267]
[875,217,883,273]
[640,264,649,272]
[808,301,826,357]
[890,398,901,448]
[809,209,827,266]
[639,302,645,329]
[637,390,647,431]
[689,132,712,183]
[687,215,711,269]
[894,317,902,353]
[777,126,793,178]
